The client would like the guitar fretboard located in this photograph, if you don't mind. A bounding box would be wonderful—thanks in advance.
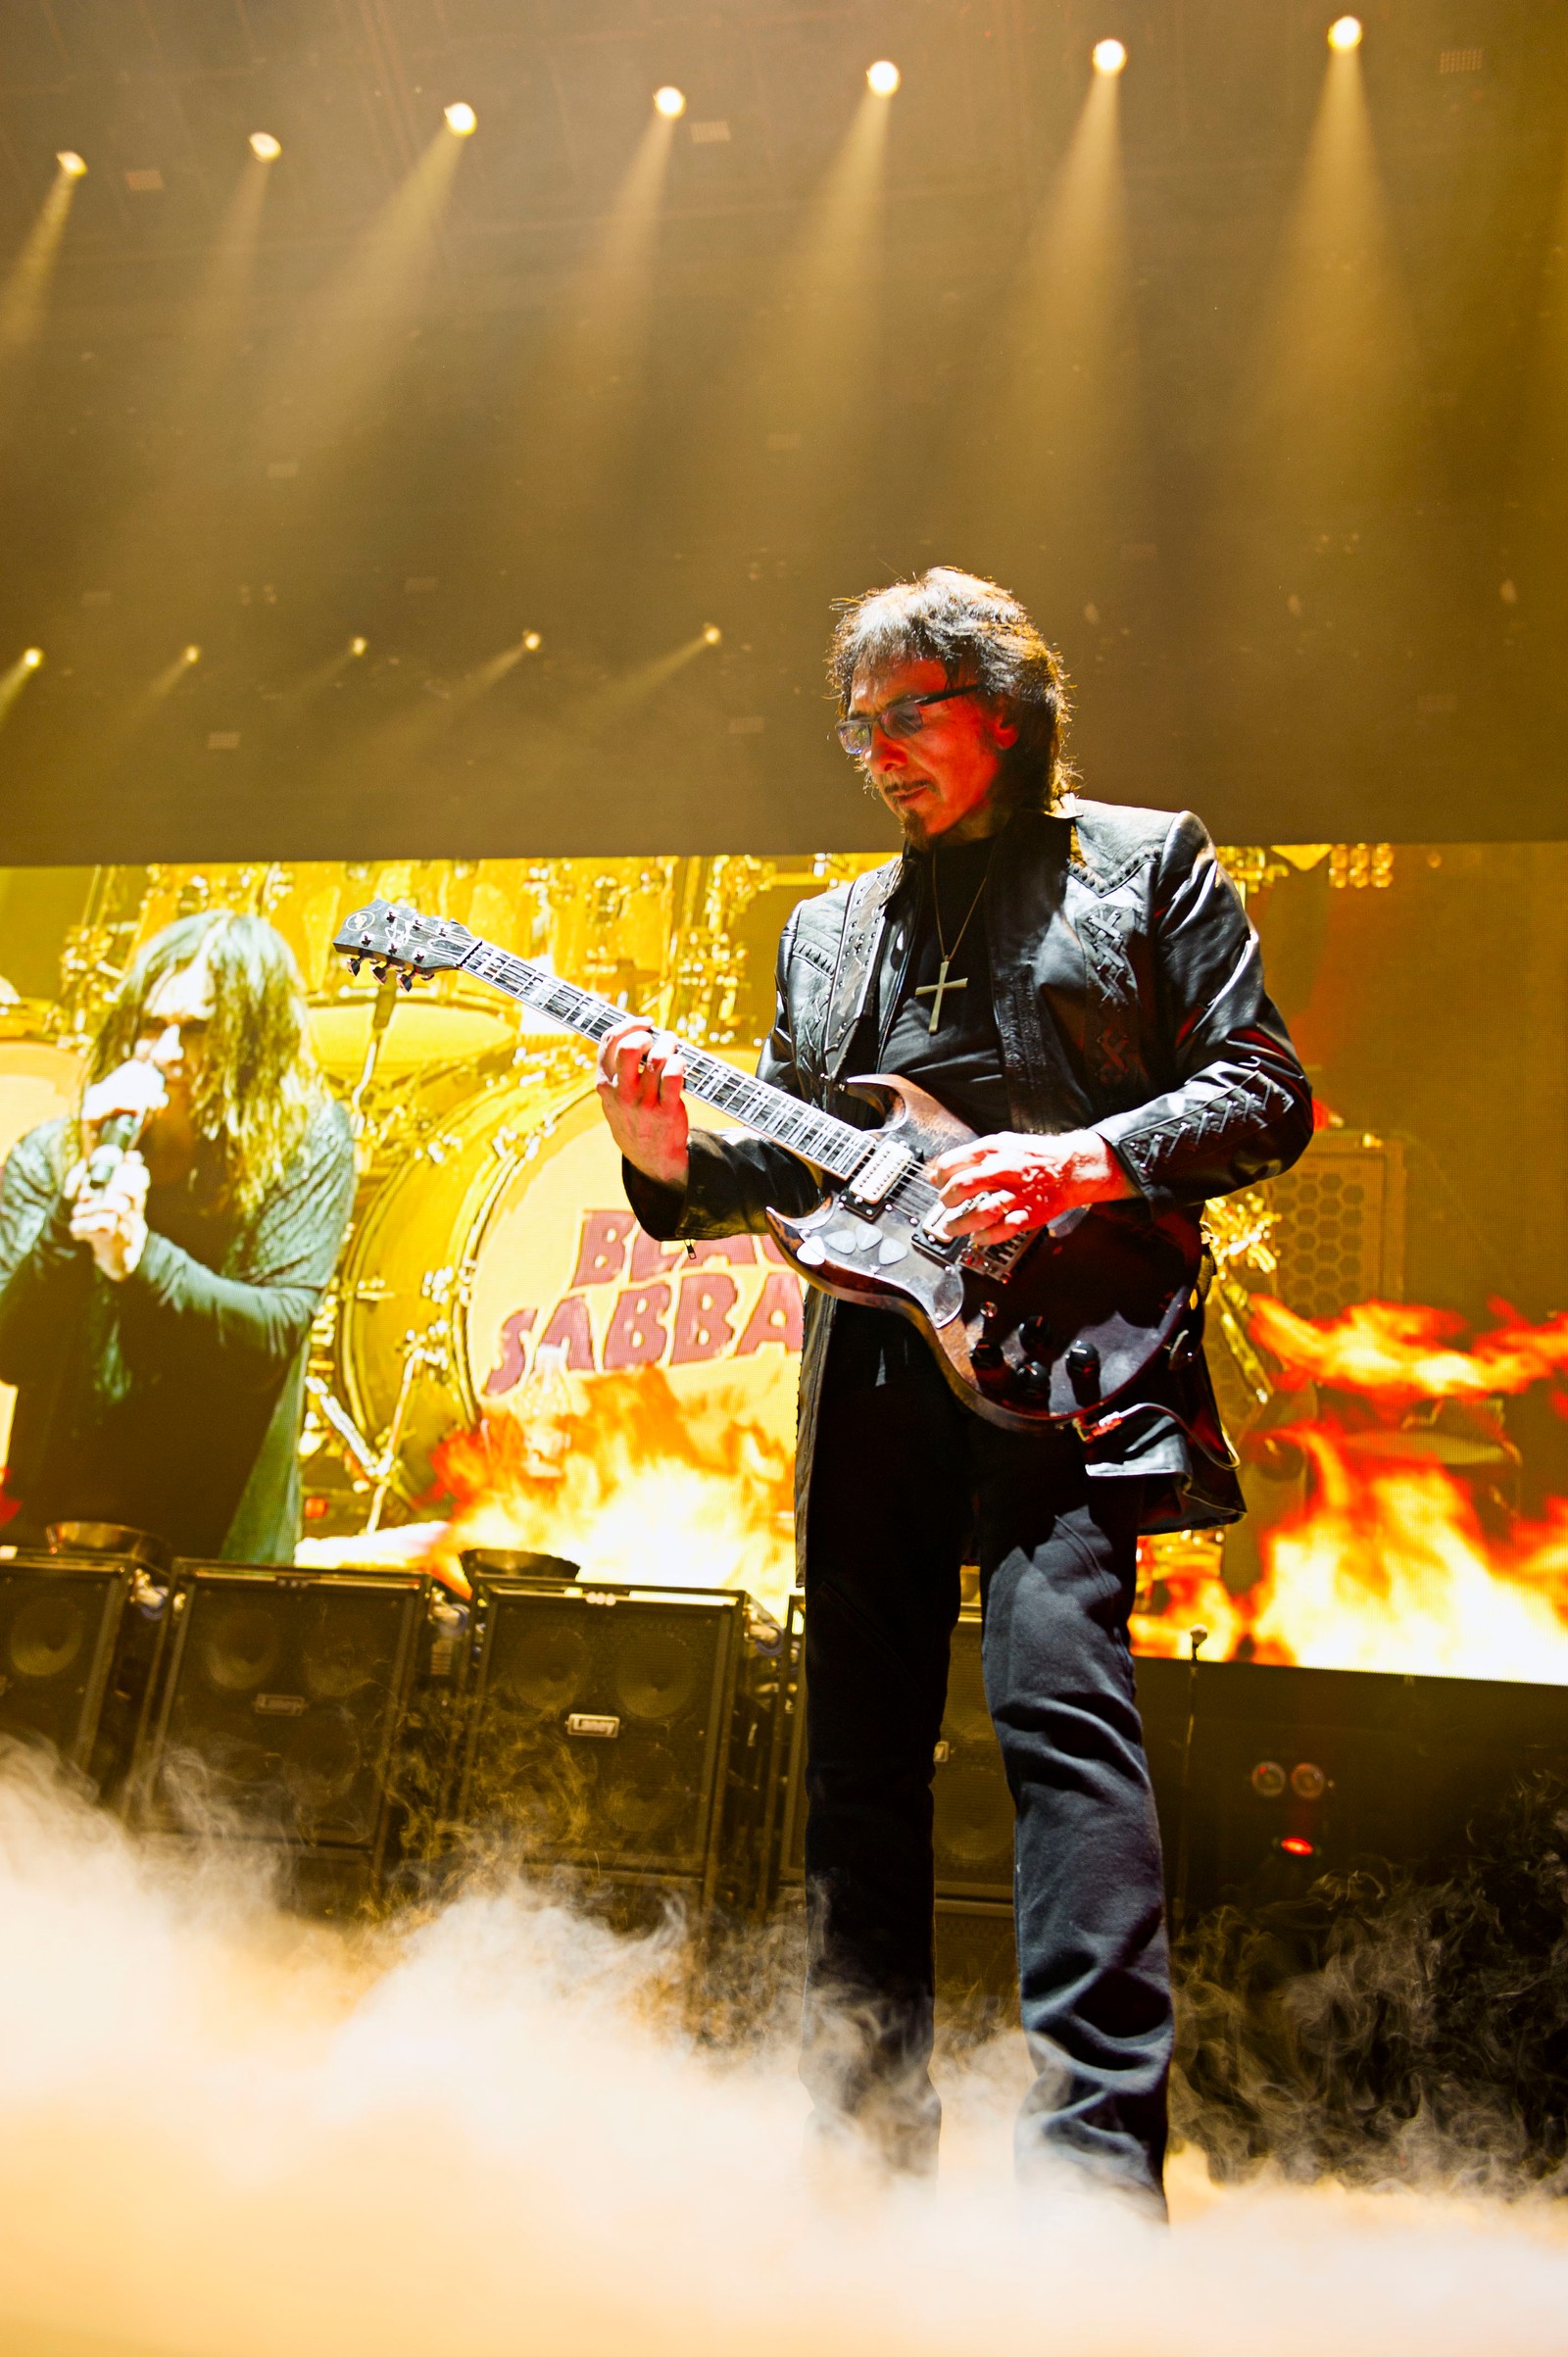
[463,942,876,1184]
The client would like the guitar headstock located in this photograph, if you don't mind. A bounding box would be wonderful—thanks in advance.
[332,898,477,990]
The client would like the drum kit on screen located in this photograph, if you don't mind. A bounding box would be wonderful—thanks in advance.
[0,855,846,1541]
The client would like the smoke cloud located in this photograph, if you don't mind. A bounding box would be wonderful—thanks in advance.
[0,1752,1563,2357]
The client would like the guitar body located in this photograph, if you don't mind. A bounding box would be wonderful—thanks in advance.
[764,1074,1202,1434]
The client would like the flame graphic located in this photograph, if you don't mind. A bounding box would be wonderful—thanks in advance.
[422,1368,797,1617]
[1132,1299,1568,1685]
[1250,1296,1568,1407]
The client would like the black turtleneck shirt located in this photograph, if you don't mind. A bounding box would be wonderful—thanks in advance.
[867,835,1011,1139]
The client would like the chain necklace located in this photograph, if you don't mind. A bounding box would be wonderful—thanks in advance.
[913,846,992,1034]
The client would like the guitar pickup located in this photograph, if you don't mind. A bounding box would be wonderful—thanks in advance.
[843,1138,912,1211]
[913,1215,962,1265]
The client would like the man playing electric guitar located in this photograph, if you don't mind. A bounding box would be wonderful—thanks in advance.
[596,568,1312,2208]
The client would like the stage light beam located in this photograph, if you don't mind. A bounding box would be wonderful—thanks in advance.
[182,646,200,665]
[954,43,1140,572]
[702,624,722,646]
[866,61,901,97]
[1,158,85,356]
[249,132,281,162]
[444,103,477,136]
[654,86,687,120]
[0,647,44,728]
[522,631,542,652]
[351,636,368,657]
[256,120,474,469]
[498,100,680,584]
[1328,17,1363,50]
[1093,40,1128,75]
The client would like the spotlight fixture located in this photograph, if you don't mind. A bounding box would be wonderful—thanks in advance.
[1327,15,1363,48]
[702,624,722,647]
[249,131,282,162]
[653,85,687,120]
[444,102,477,135]
[56,151,87,178]
[183,646,201,664]
[1092,38,1128,74]
[865,60,901,97]
[522,630,542,652]
[21,648,43,669]
[350,636,368,657]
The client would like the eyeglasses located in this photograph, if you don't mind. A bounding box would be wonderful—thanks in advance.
[835,685,976,760]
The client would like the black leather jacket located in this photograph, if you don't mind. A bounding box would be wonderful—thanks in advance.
[625,798,1313,1555]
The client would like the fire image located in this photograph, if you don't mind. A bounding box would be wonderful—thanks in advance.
[1132,1301,1568,1682]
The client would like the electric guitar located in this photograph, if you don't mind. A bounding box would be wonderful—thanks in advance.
[333,898,1204,1436]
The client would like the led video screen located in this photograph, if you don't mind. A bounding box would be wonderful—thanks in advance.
[0,844,1562,1683]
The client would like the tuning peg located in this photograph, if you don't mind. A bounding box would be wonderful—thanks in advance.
[399,972,415,992]
[370,961,388,983]
[347,957,362,977]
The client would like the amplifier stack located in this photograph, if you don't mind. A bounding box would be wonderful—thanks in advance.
[0,1547,784,1923]
[0,1549,1562,1955]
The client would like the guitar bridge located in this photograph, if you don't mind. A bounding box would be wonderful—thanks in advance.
[962,1231,1036,1279]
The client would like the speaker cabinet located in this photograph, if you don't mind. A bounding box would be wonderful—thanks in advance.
[777,1604,1015,1905]
[0,1553,165,1797]
[1136,1654,1568,1919]
[132,1565,442,1903]
[773,1602,1568,1952]
[453,1578,781,1914]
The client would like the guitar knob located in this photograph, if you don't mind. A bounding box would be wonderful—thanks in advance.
[1019,1314,1052,1355]
[971,1299,1005,1369]
[1016,1358,1054,1399]
[1064,1341,1101,1401]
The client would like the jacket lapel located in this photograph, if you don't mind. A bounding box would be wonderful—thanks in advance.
[987,808,1098,1132]
[822,858,902,1083]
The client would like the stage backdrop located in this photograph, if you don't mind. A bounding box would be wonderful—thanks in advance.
[0,843,1563,1684]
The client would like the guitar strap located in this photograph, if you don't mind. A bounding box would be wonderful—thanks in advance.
[820,859,902,1090]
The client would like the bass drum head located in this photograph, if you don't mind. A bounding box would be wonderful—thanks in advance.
[307,991,514,1084]
[335,1063,803,1530]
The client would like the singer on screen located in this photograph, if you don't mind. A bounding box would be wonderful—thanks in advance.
[0,913,354,1562]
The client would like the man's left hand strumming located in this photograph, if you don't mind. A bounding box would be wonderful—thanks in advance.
[927,1126,1134,1248]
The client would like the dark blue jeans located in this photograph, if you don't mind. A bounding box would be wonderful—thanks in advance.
[801,1309,1172,2198]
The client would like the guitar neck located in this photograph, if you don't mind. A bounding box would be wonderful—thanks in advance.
[461,940,868,1181]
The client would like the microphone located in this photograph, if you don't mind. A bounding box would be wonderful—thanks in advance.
[84,1111,143,1193]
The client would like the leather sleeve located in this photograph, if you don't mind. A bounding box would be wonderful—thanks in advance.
[1093,812,1314,1208]
[621,908,823,1243]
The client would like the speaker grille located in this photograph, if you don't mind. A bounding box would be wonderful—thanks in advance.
[0,1563,129,1768]
[144,1571,424,1850]
[460,1587,739,1883]
[1261,1135,1406,1318]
